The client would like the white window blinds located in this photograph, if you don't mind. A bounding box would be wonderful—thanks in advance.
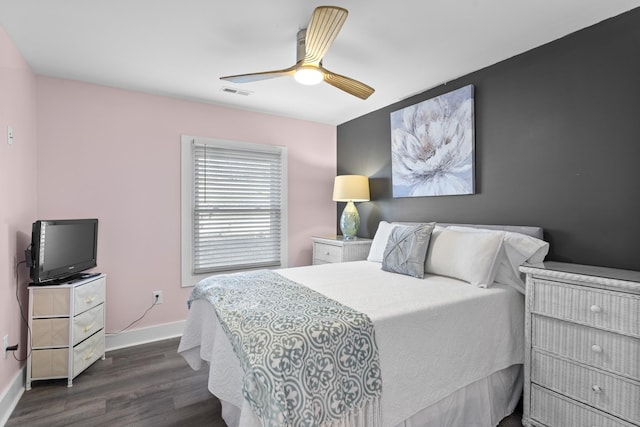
[191,140,285,274]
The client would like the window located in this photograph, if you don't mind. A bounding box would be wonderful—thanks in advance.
[181,135,287,287]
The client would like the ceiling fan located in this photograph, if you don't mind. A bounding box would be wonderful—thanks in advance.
[220,6,374,100]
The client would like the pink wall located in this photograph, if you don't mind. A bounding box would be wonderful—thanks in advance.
[35,77,337,333]
[0,26,38,399]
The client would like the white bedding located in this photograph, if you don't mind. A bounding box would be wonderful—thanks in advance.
[179,260,525,426]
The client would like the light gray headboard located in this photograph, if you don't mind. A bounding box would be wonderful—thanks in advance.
[394,222,544,240]
[439,223,544,240]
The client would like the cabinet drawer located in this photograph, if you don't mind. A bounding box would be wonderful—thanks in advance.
[74,277,105,314]
[73,330,104,377]
[31,348,69,378]
[314,243,342,263]
[532,351,640,423]
[531,384,635,427]
[341,243,371,262]
[533,315,640,380]
[32,287,70,316]
[533,279,640,337]
[73,304,104,345]
[32,318,69,347]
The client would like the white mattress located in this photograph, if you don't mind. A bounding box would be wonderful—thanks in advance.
[179,260,525,426]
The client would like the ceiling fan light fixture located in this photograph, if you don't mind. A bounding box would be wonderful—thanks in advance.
[219,7,374,99]
[294,66,323,85]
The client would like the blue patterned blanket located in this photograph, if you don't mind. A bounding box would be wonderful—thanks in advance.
[189,269,382,426]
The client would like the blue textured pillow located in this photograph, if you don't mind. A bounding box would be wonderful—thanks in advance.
[382,223,435,278]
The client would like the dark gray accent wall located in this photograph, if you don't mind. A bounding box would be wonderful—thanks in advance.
[337,8,640,271]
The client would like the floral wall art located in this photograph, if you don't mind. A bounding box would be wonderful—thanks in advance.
[390,84,475,197]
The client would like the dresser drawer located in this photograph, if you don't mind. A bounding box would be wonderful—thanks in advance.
[74,277,105,315]
[31,318,69,347]
[532,279,640,337]
[32,287,71,316]
[73,304,104,345]
[73,330,104,377]
[313,242,343,263]
[533,315,640,380]
[532,350,640,424]
[31,348,69,378]
[531,384,636,427]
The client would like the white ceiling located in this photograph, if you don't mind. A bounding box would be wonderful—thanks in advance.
[1,1,639,125]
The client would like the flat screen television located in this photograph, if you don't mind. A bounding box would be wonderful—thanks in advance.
[30,218,99,284]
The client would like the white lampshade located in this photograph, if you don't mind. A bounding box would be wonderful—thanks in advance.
[332,175,370,202]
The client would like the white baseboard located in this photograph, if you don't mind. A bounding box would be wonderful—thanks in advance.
[105,320,185,352]
[0,367,25,427]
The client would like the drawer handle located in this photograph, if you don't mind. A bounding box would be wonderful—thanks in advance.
[325,251,330,255]
[591,344,602,353]
[589,304,601,313]
[83,350,95,361]
[84,295,97,304]
[82,322,96,333]
[591,385,603,393]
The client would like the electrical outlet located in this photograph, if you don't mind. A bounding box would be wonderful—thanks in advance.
[7,126,14,145]
[2,335,8,360]
[152,290,163,305]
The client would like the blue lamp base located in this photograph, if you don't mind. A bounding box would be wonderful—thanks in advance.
[340,201,360,239]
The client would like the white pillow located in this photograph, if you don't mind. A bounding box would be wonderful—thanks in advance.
[499,232,548,292]
[425,227,505,287]
[367,221,401,262]
[446,226,549,293]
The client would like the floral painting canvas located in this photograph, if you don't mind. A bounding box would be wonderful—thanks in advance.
[390,85,475,197]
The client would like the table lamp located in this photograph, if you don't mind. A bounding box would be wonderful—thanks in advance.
[332,175,370,239]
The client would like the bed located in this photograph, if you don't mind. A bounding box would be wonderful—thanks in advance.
[178,222,549,427]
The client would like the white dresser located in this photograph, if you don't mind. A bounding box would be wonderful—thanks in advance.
[520,262,640,427]
[26,274,106,390]
[312,236,372,265]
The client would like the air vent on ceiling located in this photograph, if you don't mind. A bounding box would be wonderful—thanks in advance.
[221,87,252,96]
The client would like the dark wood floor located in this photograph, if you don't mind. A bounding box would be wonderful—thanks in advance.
[7,338,224,427]
[7,337,523,426]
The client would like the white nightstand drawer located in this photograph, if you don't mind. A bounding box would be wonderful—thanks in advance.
[312,236,372,265]
[314,242,343,263]
[533,315,640,380]
[532,350,640,423]
[532,279,640,337]
[531,384,636,427]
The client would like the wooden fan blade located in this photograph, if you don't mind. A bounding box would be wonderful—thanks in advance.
[220,65,297,83]
[303,6,348,65]
[321,67,375,100]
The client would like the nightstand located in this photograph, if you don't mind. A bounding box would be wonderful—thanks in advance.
[520,262,640,427]
[312,236,372,265]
